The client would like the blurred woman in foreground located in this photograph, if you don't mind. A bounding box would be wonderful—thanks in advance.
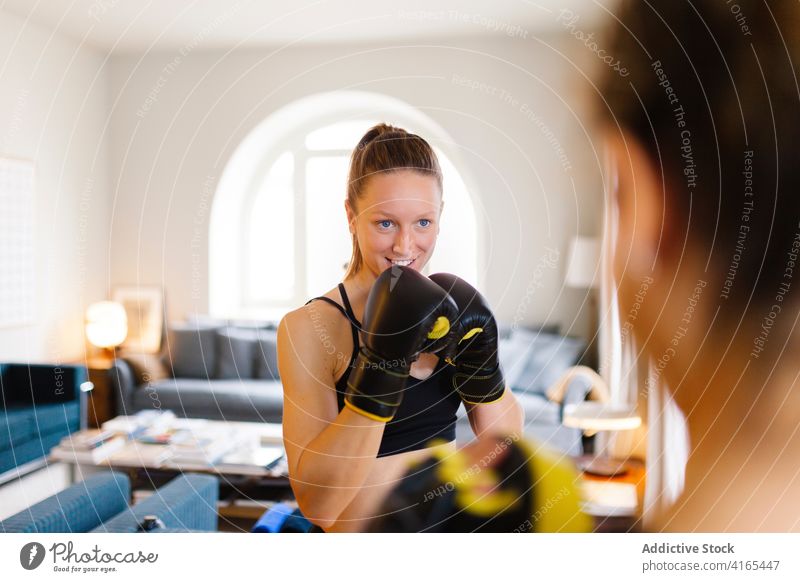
[600,0,800,531]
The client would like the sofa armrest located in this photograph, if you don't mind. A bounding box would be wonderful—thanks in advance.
[1,364,87,407]
[91,473,219,533]
[0,472,131,533]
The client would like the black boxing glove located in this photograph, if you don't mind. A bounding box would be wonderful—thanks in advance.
[345,266,458,422]
[429,273,505,404]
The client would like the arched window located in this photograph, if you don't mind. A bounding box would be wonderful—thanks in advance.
[210,92,479,320]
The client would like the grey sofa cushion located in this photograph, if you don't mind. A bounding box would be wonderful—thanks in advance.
[166,323,219,378]
[217,328,259,379]
[135,378,284,423]
[255,330,279,380]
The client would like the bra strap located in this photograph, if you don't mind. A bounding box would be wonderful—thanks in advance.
[305,295,360,365]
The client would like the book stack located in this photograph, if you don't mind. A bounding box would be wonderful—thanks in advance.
[110,442,172,467]
[167,427,241,466]
[101,410,177,438]
[57,429,127,463]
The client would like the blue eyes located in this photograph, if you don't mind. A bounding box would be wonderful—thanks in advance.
[376,219,431,229]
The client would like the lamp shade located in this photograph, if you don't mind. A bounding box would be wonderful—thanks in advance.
[85,301,128,348]
[563,402,641,432]
[564,236,600,289]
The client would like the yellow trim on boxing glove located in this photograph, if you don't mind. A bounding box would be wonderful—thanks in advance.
[459,327,483,343]
[427,316,451,340]
[460,385,507,406]
[343,399,395,423]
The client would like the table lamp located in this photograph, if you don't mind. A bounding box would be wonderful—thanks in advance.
[563,401,641,476]
[564,236,600,368]
[85,301,128,358]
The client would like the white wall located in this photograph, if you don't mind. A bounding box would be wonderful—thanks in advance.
[0,10,110,362]
[108,35,603,338]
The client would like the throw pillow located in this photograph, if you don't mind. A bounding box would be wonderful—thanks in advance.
[165,323,220,378]
[217,328,259,379]
[122,352,171,385]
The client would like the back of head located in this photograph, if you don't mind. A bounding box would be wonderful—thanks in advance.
[600,0,800,315]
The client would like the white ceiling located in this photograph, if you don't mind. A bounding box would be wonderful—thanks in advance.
[1,0,612,54]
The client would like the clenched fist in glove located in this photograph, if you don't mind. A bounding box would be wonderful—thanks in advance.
[429,273,506,405]
[345,266,458,422]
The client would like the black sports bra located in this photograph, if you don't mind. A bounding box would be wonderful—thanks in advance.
[305,283,462,457]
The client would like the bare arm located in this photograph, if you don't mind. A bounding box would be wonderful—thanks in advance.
[278,310,386,529]
[465,387,524,440]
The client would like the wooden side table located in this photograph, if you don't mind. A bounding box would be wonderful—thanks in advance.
[81,357,116,428]
[579,455,646,532]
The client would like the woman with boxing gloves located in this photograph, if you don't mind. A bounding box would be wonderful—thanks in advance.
[277,124,523,532]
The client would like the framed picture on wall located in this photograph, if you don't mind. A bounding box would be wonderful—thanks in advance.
[112,286,165,354]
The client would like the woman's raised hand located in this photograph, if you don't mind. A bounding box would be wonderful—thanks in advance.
[429,273,506,405]
[344,266,458,422]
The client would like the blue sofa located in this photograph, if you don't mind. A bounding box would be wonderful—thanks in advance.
[0,471,218,533]
[0,364,89,484]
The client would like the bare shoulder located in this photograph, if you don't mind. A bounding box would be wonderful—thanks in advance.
[277,291,353,385]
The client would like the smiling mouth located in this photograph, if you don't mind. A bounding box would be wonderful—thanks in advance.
[387,257,417,267]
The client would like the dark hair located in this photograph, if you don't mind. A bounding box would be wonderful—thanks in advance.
[600,0,800,310]
[344,123,443,279]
